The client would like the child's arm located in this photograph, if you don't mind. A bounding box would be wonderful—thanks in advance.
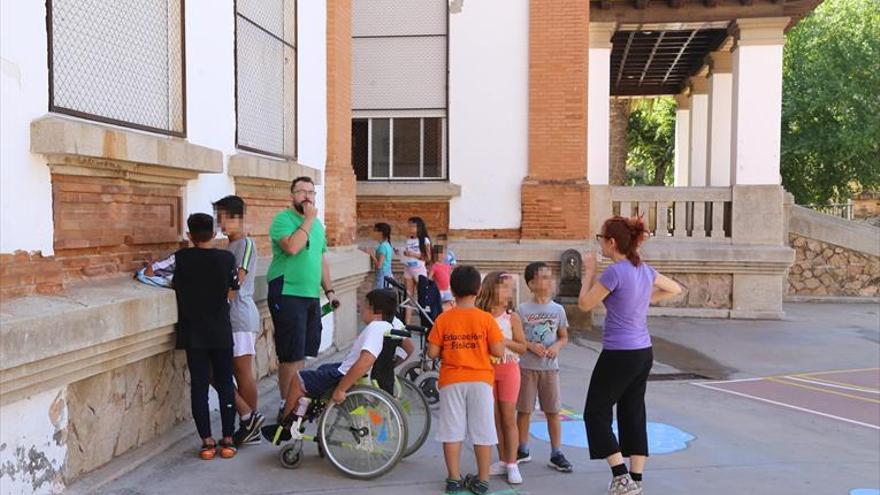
[545,325,569,359]
[426,342,441,360]
[375,252,385,270]
[144,253,176,277]
[506,313,528,355]
[332,350,377,404]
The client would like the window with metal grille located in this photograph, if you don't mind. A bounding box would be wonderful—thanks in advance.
[48,0,186,136]
[352,117,446,181]
[235,0,296,159]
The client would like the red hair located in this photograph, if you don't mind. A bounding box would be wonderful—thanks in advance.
[601,216,649,266]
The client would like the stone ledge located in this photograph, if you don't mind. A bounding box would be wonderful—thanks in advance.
[0,250,370,406]
[789,205,880,257]
[357,181,462,200]
[785,295,880,304]
[228,152,322,186]
[31,115,223,176]
[448,239,794,275]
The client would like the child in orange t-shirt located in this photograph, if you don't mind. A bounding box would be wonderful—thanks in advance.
[427,265,505,495]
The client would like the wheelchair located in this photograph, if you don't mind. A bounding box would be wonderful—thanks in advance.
[271,326,430,478]
[383,276,442,409]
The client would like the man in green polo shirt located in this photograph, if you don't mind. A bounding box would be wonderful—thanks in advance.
[267,176,340,419]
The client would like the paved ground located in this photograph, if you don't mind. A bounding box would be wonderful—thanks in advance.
[81,303,880,495]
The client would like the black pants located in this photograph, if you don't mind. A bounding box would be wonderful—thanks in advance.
[186,347,236,439]
[584,347,653,459]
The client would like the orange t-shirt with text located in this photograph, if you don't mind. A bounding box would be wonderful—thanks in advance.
[427,307,504,388]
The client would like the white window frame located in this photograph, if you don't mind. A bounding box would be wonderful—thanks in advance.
[365,117,446,180]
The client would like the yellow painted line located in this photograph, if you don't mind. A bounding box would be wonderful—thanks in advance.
[788,375,880,394]
[767,377,880,404]
[789,367,880,377]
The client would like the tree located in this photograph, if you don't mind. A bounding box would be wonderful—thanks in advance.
[626,97,676,186]
[781,0,880,205]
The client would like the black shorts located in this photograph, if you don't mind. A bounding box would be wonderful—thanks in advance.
[268,276,322,363]
[299,362,344,397]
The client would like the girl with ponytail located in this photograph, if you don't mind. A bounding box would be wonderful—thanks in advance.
[576,215,682,494]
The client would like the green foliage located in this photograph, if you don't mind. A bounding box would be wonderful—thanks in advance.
[781,0,880,204]
[626,97,676,186]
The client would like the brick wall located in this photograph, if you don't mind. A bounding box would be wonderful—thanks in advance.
[523,0,590,240]
[356,199,449,241]
[324,0,356,247]
[235,182,290,256]
[1,174,187,299]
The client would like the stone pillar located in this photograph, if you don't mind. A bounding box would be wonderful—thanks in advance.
[687,76,709,187]
[522,0,590,241]
[730,17,788,186]
[707,51,733,187]
[728,17,791,319]
[587,22,615,186]
[324,0,357,247]
[673,93,691,187]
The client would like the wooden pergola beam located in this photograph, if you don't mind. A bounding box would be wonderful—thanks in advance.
[638,32,666,87]
[591,1,795,24]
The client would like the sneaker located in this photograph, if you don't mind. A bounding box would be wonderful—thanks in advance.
[261,414,294,446]
[488,461,507,476]
[444,478,463,494]
[549,451,573,473]
[506,463,523,485]
[608,474,642,495]
[463,474,489,495]
[516,447,532,464]
[634,480,642,491]
[233,412,266,446]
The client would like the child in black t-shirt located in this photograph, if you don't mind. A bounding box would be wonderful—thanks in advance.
[173,213,241,460]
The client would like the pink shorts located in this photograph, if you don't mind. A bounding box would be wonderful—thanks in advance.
[493,361,521,403]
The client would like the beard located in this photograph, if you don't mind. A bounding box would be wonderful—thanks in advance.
[293,199,311,214]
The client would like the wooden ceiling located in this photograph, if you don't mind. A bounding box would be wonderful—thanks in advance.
[610,28,728,95]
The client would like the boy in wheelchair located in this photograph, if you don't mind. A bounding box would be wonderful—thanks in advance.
[263,288,400,445]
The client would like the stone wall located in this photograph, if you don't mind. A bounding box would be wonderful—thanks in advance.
[787,233,880,297]
[655,273,732,309]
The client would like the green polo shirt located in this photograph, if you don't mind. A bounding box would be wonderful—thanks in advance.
[267,209,327,298]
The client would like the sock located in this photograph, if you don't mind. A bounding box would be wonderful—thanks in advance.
[240,412,252,422]
[551,447,563,457]
[519,443,529,453]
[630,472,643,482]
[507,462,518,468]
[279,399,286,409]
[611,463,629,478]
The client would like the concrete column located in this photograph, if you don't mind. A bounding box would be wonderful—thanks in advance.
[673,93,690,187]
[730,17,788,186]
[728,17,791,320]
[688,76,709,187]
[707,51,733,187]
[587,22,615,186]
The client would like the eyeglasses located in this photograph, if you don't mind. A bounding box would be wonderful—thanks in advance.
[293,189,317,197]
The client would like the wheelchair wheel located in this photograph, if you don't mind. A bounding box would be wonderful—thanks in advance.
[318,385,407,479]
[398,358,440,383]
[395,377,431,458]
[279,441,303,469]
[413,370,440,409]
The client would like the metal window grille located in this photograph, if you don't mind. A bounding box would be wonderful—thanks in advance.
[48,0,186,136]
[353,117,446,180]
[235,0,296,159]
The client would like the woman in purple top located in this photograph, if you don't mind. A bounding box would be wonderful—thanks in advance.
[577,216,682,495]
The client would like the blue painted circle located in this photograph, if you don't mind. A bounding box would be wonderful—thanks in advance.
[850,490,880,495]
[528,420,695,454]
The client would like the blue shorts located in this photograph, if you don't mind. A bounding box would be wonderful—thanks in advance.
[268,276,322,363]
[298,362,344,397]
[375,268,394,289]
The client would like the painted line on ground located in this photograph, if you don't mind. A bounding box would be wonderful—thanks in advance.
[765,377,880,404]
[692,382,880,430]
[789,367,880,377]
[695,377,763,386]
[783,375,880,394]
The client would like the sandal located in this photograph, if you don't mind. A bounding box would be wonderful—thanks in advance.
[199,440,216,460]
[218,439,237,459]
